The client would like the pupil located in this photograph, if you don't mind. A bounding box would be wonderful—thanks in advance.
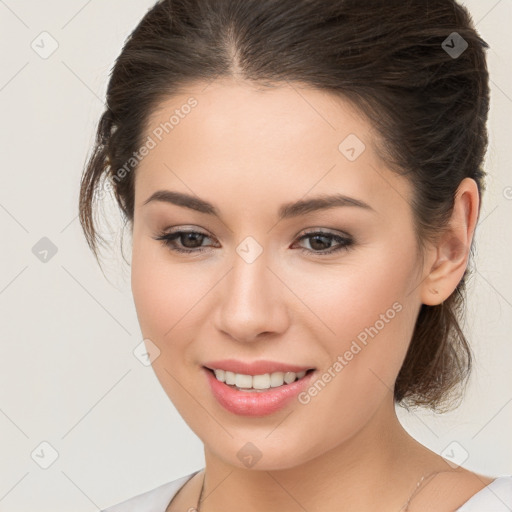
[310,235,330,251]
[182,233,203,248]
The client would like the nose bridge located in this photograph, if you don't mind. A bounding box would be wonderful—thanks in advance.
[214,244,288,341]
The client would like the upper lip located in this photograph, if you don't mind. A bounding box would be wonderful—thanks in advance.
[203,359,315,376]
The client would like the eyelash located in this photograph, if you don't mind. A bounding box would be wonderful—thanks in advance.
[153,229,354,256]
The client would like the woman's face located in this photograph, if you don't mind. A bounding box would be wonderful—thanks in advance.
[131,79,428,470]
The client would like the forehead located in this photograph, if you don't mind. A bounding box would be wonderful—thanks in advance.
[136,79,410,218]
[143,78,374,159]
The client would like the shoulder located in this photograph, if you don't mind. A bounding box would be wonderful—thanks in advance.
[100,470,200,512]
[456,476,512,511]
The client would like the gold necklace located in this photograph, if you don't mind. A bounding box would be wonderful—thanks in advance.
[194,469,454,511]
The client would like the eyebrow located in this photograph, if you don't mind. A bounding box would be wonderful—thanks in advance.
[143,190,375,219]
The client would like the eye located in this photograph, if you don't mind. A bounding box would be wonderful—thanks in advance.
[292,230,354,255]
[153,229,218,254]
[153,228,354,256]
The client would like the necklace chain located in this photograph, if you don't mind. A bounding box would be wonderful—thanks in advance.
[194,469,454,512]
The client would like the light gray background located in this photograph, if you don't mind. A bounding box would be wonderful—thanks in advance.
[0,1,511,510]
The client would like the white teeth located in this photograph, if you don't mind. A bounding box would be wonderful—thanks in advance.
[284,371,297,384]
[235,373,252,388]
[212,368,308,390]
[252,373,270,389]
[270,372,285,388]
[214,369,225,381]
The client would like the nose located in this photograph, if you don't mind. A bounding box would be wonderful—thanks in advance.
[213,251,290,343]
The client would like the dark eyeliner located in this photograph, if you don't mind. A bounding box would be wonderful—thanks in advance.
[153,229,213,254]
[153,228,354,256]
[293,230,354,255]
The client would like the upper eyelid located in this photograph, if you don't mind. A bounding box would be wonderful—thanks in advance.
[161,227,353,245]
[155,228,354,257]
[296,228,352,238]
[162,227,352,239]
[162,226,351,236]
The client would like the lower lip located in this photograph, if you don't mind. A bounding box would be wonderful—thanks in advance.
[203,367,316,417]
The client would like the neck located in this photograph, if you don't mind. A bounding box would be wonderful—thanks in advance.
[198,395,446,512]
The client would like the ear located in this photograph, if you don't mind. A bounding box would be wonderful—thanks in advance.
[420,177,480,306]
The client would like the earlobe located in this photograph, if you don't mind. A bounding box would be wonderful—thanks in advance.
[420,178,480,306]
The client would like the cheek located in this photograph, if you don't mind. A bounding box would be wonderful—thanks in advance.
[293,238,419,391]
[130,242,199,404]
[292,242,416,332]
[131,240,165,337]
[286,258,418,450]
[130,237,191,341]
[130,238,216,359]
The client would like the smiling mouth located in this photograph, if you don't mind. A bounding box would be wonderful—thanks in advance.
[204,366,315,391]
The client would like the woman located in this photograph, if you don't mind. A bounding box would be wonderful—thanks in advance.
[79,0,512,510]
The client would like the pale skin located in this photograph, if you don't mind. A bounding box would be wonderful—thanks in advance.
[129,78,493,512]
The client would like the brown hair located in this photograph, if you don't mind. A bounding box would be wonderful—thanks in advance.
[79,0,490,411]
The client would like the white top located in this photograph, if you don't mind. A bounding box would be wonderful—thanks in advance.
[101,471,512,512]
